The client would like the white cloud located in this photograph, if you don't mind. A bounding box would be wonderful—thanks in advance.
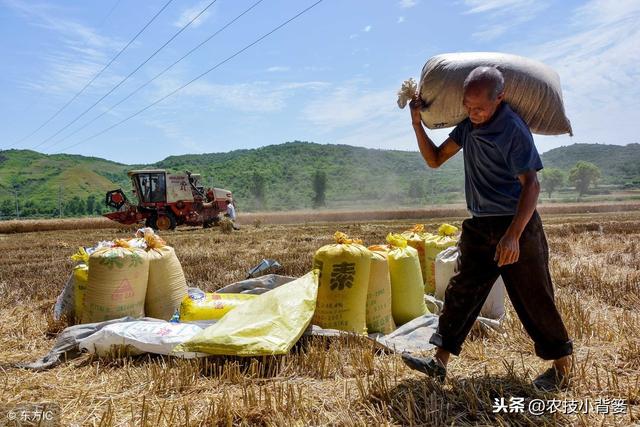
[523,0,640,148]
[397,16,405,23]
[462,0,550,42]
[399,0,418,8]
[349,33,359,39]
[151,75,329,114]
[302,81,392,130]
[173,0,215,28]
[464,0,537,14]
[4,0,123,95]
[304,65,331,72]
[363,25,372,32]
[266,66,290,73]
[144,117,208,153]
[301,80,450,151]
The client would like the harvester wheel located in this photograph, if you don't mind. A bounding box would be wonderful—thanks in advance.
[149,212,176,231]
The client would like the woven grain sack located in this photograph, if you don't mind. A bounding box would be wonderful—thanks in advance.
[175,271,319,356]
[401,224,433,290]
[366,250,396,334]
[312,232,371,334]
[415,52,572,135]
[70,247,90,321]
[82,241,149,323]
[386,234,428,326]
[73,265,88,320]
[179,291,257,322]
[435,246,505,319]
[424,224,459,294]
[141,230,188,320]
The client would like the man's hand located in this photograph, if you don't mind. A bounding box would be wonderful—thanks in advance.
[409,97,424,125]
[495,229,520,266]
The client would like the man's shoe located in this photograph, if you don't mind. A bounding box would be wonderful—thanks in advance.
[533,366,571,392]
[401,353,446,382]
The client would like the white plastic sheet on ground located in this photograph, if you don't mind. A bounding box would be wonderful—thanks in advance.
[79,320,204,358]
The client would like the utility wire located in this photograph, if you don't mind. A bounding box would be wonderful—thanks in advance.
[31,0,219,152]
[3,0,174,150]
[45,0,266,152]
[58,0,325,153]
[98,0,123,28]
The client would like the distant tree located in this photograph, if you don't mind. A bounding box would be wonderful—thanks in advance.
[86,195,96,216]
[0,199,13,219]
[313,170,327,208]
[251,172,266,209]
[569,161,601,198]
[22,200,37,217]
[65,196,85,216]
[408,179,425,199]
[540,168,565,199]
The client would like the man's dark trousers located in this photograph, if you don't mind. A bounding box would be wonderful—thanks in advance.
[429,211,573,360]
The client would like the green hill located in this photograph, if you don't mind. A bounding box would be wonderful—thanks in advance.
[0,141,638,218]
[154,142,465,210]
[540,143,640,185]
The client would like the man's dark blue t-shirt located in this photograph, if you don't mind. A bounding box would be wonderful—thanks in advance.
[449,102,543,217]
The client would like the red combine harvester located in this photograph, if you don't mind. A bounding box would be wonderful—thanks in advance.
[104,170,234,230]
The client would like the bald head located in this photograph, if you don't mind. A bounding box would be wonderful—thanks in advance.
[463,66,504,100]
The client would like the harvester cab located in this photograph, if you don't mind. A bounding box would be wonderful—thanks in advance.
[104,170,234,231]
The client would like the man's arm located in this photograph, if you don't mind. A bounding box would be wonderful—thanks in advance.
[495,170,540,266]
[410,99,461,168]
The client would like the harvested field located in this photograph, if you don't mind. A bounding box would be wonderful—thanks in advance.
[0,210,639,426]
[1,200,639,234]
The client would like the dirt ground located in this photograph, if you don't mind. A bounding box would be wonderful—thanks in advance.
[0,210,638,426]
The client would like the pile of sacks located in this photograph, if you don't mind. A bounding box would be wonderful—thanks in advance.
[44,223,505,363]
[311,225,506,335]
[77,271,320,359]
[55,228,188,324]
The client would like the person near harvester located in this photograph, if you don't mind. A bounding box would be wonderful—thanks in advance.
[401,66,573,391]
[225,199,240,230]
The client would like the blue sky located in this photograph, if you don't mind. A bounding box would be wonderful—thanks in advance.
[0,0,638,164]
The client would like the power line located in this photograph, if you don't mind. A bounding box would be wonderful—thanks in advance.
[3,0,175,150]
[58,0,325,154]
[45,0,266,151]
[31,0,219,152]
[98,0,123,28]
[9,0,124,123]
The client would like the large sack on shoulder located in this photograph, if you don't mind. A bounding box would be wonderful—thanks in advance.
[366,250,396,334]
[174,271,319,356]
[413,52,572,135]
[82,241,149,323]
[386,234,428,326]
[140,229,188,320]
[312,232,371,334]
